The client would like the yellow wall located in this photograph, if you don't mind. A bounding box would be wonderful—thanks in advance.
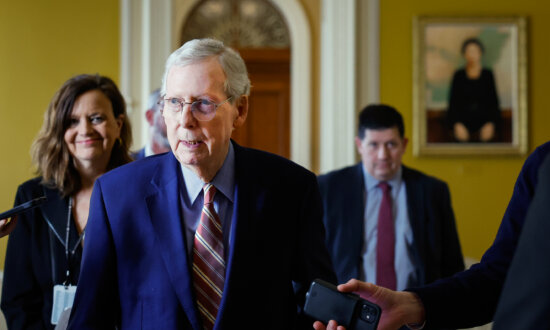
[0,1,119,268]
[380,0,550,259]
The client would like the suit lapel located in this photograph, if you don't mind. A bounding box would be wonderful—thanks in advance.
[146,154,201,330]
[348,163,366,279]
[403,166,427,282]
[214,142,252,328]
[352,163,366,241]
[40,186,68,246]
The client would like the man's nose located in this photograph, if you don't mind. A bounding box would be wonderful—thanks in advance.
[377,146,389,158]
[177,103,196,127]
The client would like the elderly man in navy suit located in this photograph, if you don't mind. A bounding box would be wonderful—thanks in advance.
[318,105,464,292]
[68,38,335,330]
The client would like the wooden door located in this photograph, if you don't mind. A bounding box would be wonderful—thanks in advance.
[231,48,290,159]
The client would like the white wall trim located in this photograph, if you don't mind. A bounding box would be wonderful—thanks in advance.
[320,0,380,173]
[123,0,312,169]
[120,0,172,150]
[320,0,357,173]
[365,0,380,104]
[270,0,312,169]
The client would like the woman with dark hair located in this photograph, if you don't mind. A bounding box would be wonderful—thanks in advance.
[447,38,501,142]
[1,74,132,329]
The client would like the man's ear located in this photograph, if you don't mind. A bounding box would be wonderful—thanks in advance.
[233,95,248,129]
[145,109,155,126]
[354,136,363,153]
[401,137,409,151]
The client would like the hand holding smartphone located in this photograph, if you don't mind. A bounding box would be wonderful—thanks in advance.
[304,279,381,330]
[0,196,47,220]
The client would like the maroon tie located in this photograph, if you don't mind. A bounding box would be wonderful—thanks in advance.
[376,181,396,290]
[192,183,225,330]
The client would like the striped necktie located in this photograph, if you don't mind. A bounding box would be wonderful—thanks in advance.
[376,181,396,290]
[192,183,225,330]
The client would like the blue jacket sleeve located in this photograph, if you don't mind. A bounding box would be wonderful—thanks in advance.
[67,180,121,329]
[408,142,550,328]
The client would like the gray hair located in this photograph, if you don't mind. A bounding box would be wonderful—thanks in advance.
[160,38,251,101]
[147,88,161,113]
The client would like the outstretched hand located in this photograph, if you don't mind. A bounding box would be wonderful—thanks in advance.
[0,215,18,238]
[312,279,426,330]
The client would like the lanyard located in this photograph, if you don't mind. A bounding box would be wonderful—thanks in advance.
[63,197,85,285]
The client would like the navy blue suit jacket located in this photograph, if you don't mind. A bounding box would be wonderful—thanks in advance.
[409,141,550,328]
[67,143,336,329]
[131,147,146,160]
[494,146,550,328]
[318,164,464,287]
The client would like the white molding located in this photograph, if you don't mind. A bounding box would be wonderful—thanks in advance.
[364,0,380,104]
[270,0,312,169]
[320,0,380,173]
[120,0,172,150]
[320,0,357,173]
[124,0,312,169]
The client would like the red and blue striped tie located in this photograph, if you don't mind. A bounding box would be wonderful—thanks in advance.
[192,183,225,330]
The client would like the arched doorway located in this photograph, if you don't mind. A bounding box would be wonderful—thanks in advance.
[180,0,291,159]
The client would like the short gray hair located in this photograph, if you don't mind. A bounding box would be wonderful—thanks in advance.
[160,38,251,101]
[147,88,161,113]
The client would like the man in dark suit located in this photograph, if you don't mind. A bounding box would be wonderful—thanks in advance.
[68,38,336,329]
[318,105,464,291]
[132,88,170,160]
[314,141,550,330]
[493,151,550,328]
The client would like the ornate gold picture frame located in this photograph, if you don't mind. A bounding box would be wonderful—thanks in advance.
[413,16,527,156]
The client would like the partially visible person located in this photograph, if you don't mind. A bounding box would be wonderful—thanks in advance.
[447,38,501,142]
[67,38,335,329]
[493,152,550,328]
[314,141,550,329]
[1,74,132,329]
[132,88,170,160]
[318,104,464,292]
[0,216,17,237]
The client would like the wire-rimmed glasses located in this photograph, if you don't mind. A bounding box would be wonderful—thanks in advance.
[160,96,233,121]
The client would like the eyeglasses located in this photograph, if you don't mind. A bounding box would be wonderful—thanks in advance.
[160,96,233,122]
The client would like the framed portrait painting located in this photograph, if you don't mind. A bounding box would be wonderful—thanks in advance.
[412,16,527,156]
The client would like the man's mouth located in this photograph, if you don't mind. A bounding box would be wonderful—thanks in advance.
[181,139,203,147]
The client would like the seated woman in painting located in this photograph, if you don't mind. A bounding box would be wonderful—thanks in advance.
[447,38,501,142]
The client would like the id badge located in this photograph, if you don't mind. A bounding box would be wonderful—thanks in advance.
[51,284,76,325]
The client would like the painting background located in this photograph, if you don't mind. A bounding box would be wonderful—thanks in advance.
[424,23,517,143]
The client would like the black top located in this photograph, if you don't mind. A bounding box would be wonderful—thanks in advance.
[493,148,550,328]
[408,141,550,328]
[447,68,501,133]
[1,177,83,330]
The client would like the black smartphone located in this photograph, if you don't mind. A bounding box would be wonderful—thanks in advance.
[0,196,47,219]
[304,279,381,330]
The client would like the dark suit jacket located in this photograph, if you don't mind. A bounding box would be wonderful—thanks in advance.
[1,178,83,330]
[318,164,464,286]
[493,151,550,328]
[131,147,146,160]
[67,142,336,329]
[409,141,550,329]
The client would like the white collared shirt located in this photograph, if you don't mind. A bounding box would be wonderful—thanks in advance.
[361,166,417,290]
